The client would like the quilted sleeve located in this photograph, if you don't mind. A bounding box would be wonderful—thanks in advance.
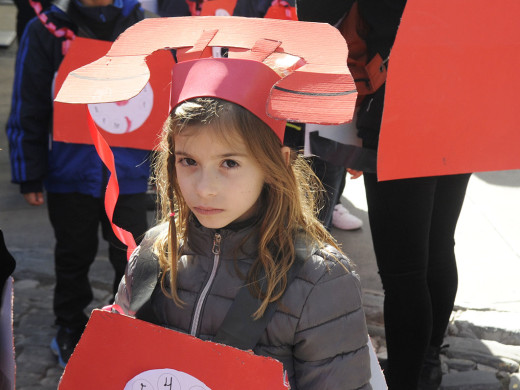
[114,225,163,316]
[292,255,372,390]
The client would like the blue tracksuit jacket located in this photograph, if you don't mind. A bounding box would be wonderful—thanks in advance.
[6,0,150,197]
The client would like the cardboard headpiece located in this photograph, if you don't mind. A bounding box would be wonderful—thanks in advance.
[55,16,357,142]
[171,58,286,141]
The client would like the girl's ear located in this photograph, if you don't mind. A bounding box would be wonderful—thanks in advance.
[281,146,291,167]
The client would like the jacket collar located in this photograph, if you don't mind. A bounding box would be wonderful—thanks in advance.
[185,215,260,261]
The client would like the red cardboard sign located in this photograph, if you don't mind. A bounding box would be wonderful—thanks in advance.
[378,0,520,180]
[59,310,289,390]
[200,0,237,16]
[53,37,173,150]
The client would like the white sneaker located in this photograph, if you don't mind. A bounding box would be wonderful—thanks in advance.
[332,204,363,230]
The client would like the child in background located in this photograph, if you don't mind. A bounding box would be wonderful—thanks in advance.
[6,0,150,368]
[114,57,373,389]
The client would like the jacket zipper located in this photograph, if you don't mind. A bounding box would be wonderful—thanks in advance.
[190,232,221,336]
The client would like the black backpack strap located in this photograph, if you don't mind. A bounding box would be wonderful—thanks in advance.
[214,235,310,350]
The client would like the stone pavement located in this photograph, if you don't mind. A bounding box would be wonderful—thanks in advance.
[1,3,520,389]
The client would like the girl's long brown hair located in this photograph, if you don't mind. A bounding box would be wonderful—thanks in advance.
[153,98,341,318]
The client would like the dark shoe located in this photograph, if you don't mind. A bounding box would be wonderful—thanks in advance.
[50,327,83,368]
[418,345,447,390]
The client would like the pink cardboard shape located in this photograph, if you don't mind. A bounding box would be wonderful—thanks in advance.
[55,16,356,126]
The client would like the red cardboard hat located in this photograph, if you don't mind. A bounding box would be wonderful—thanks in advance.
[171,58,285,141]
[55,16,357,127]
[53,17,356,260]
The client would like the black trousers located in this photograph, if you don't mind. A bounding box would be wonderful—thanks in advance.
[47,192,148,329]
[363,173,471,389]
[309,157,346,230]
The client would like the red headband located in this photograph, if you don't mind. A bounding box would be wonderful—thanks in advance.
[171,58,286,142]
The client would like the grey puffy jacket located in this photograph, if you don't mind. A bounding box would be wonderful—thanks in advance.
[115,219,372,389]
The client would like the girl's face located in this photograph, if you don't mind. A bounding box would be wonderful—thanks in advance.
[174,125,266,229]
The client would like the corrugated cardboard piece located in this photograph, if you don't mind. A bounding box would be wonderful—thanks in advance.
[55,16,356,126]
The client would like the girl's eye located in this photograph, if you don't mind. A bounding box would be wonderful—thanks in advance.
[222,159,239,169]
[178,157,196,167]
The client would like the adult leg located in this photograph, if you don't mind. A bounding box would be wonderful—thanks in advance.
[364,173,437,389]
[427,173,471,347]
[100,193,148,295]
[47,192,99,329]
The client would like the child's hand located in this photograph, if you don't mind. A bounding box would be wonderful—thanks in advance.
[347,169,363,179]
[23,192,44,206]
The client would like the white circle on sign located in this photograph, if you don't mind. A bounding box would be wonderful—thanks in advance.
[124,369,212,390]
[88,82,154,134]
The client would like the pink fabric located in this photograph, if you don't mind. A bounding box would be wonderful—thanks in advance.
[29,0,75,54]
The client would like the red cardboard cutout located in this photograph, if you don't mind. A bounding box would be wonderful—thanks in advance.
[59,310,289,390]
[200,0,236,16]
[55,17,356,126]
[378,0,520,180]
[54,37,173,150]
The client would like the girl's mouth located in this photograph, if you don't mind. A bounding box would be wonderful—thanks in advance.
[193,207,224,215]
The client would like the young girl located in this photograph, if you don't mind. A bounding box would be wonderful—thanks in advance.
[113,56,373,389]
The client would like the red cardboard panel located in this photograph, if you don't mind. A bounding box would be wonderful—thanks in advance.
[200,0,237,16]
[53,37,173,150]
[59,310,289,390]
[378,0,520,180]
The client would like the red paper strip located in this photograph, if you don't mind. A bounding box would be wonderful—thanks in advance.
[86,111,136,259]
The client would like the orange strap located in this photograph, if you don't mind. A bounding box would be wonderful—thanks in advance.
[339,2,386,96]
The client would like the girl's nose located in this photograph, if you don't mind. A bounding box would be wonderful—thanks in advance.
[195,169,218,198]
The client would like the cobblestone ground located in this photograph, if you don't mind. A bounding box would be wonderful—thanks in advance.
[12,247,114,389]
